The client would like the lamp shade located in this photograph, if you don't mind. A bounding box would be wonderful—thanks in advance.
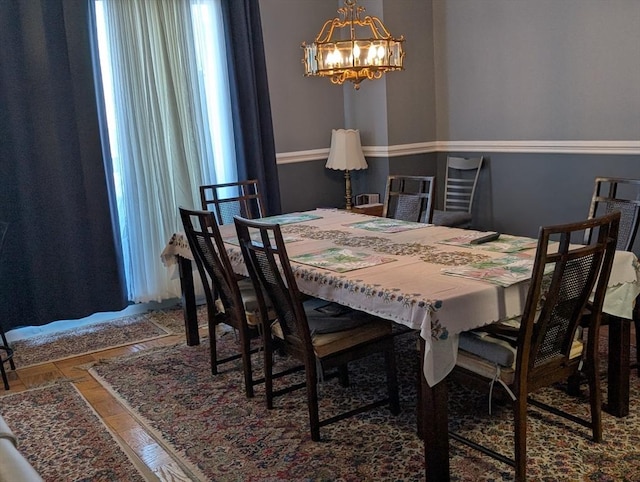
[325,129,368,171]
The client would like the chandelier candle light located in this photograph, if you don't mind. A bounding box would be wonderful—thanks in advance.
[302,0,405,89]
[326,129,368,210]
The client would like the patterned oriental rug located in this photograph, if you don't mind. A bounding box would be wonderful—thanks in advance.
[0,382,150,481]
[90,332,640,481]
[10,307,192,368]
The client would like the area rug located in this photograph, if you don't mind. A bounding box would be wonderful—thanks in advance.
[89,332,640,481]
[10,305,201,368]
[0,382,151,481]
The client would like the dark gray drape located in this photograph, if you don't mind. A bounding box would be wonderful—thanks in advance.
[0,0,127,330]
[221,0,282,216]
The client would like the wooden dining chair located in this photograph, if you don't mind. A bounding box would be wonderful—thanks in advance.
[382,175,435,223]
[234,216,400,441]
[584,177,640,373]
[0,221,15,390]
[179,207,266,398]
[451,211,620,481]
[432,156,484,228]
[200,180,265,225]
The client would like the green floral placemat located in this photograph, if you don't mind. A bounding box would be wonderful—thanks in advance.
[439,233,538,253]
[346,218,429,233]
[254,212,322,225]
[291,247,396,273]
[441,255,535,287]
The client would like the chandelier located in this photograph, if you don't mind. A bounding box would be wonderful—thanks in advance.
[302,0,405,90]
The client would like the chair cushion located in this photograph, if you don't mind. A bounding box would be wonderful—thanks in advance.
[456,349,517,385]
[304,298,371,334]
[237,278,276,326]
[459,330,517,367]
[311,319,392,358]
[457,319,584,385]
[237,278,260,312]
[432,209,472,228]
[270,298,392,358]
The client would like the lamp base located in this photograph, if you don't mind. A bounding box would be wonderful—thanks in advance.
[344,170,353,210]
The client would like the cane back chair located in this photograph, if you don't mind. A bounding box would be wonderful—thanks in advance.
[584,176,640,373]
[200,180,265,226]
[180,207,266,398]
[234,216,400,441]
[382,175,435,224]
[452,211,620,481]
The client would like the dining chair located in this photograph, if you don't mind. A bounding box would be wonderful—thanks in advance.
[179,207,266,398]
[234,216,400,441]
[451,211,620,481]
[584,176,640,374]
[0,221,15,390]
[382,175,435,223]
[432,156,484,228]
[200,180,265,225]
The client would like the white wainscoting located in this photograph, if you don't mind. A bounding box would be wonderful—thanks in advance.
[276,140,640,164]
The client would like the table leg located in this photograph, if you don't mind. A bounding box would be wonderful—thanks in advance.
[604,316,629,417]
[177,256,200,346]
[419,338,450,481]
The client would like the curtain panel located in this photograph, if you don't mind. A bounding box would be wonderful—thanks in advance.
[221,0,282,217]
[0,0,127,330]
[97,0,222,303]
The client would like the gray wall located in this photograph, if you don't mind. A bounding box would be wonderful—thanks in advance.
[433,0,640,140]
[260,0,640,253]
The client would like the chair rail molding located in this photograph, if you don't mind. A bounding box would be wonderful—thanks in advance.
[276,140,640,164]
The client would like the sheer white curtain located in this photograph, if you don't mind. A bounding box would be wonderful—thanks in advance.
[95,0,236,302]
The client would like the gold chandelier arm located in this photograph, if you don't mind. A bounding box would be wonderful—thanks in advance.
[314,19,339,43]
[366,16,393,39]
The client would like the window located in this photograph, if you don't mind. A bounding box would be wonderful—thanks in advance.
[94,0,236,302]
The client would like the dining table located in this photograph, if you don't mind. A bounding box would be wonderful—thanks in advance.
[161,208,640,481]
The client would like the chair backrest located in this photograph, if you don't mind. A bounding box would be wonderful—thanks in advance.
[443,156,483,213]
[515,212,619,392]
[234,217,313,355]
[382,175,435,223]
[200,180,265,226]
[179,207,246,329]
[584,177,640,252]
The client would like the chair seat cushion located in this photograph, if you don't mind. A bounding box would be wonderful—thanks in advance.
[237,278,260,312]
[311,319,392,358]
[270,298,392,358]
[304,298,371,334]
[459,330,517,367]
[432,209,472,228]
[237,278,275,326]
[457,319,584,385]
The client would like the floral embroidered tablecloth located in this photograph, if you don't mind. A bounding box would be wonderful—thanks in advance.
[162,208,640,387]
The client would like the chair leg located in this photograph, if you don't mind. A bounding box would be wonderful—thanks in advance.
[307,362,321,441]
[513,397,528,482]
[264,334,275,410]
[0,329,15,370]
[385,341,400,415]
[239,327,254,398]
[208,320,218,375]
[338,365,349,387]
[0,327,13,390]
[0,361,9,390]
[586,361,603,442]
[566,372,583,396]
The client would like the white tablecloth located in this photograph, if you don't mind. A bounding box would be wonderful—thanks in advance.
[162,209,640,386]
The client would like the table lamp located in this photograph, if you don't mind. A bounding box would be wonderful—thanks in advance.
[325,129,368,210]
